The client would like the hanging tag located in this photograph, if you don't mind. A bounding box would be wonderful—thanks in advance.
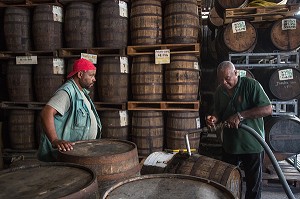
[81,53,97,64]
[155,49,170,64]
[119,1,128,18]
[52,6,63,22]
[53,58,65,74]
[120,57,129,73]
[119,110,128,126]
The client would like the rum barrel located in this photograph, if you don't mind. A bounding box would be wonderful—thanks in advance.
[165,54,200,101]
[265,116,300,153]
[141,152,242,199]
[3,7,31,51]
[130,0,162,45]
[97,56,129,103]
[131,111,164,157]
[9,110,35,150]
[96,0,128,48]
[102,174,236,199]
[6,60,34,102]
[57,139,140,195]
[99,110,129,140]
[32,4,63,51]
[64,2,94,48]
[166,111,201,150]
[0,163,99,198]
[33,58,65,102]
[131,55,163,101]
[164,0,199,44]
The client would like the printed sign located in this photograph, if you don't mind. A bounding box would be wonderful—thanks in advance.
[16,56,37,65]
[119,111,128,126]
[81,53,97,64]
[278,68,293,81]
[53,58,65,74]
[120,57,129,73]
[119,1,128,18]
[237,70,247,77]
[196,117,201,129]
[155,49,170,64]
[282,19,297,30]
[52,6,63,22]
[232,21,247,33]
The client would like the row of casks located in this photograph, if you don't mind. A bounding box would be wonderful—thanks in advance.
[0,0,200,51]
[2,109,201,157]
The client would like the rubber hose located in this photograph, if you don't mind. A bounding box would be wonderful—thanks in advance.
[239,123,296,199]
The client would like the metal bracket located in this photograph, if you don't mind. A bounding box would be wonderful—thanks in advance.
[271,99,298,116]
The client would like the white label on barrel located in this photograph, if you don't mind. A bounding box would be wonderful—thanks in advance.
[282,19,297,30]
[144,152,177,168]
[278,69,294,81]
[16,56,37,65]
[120,57,129,73]
[237,70,247,77]
[119,1,128,18]
[81,53,97,64]
[52,6,63,22]
[194,62,199,70]
[119,110,128,126]
[232,21,246,33]
[53,58,65,75]
[155,49,170,64]
[196,117,201,129]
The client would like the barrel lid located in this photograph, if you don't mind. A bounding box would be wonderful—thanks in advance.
[102,174,235,199]
[60,139,136,157]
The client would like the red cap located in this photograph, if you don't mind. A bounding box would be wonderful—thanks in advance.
[67,58,96,79]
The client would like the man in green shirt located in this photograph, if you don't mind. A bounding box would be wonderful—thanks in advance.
[206,61,272,199]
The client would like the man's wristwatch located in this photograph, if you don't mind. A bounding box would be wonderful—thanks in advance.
[237,112,244,121]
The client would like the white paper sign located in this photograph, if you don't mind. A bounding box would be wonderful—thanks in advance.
[232,21,246,33]
[194,62,199,70]
[237,70,247,77]
[119,110,128,126]
[16,56,37,65]
[196,117,201,129]
[155,49,170,64]
[282,19,297,30]
[81,53,97,64]
[120,57,129,73]
[52,6,63,22]
[278,69,293,81]
[119,1,128,18]
[53,58,65,74]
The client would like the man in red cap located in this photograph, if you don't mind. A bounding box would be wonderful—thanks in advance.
[38,58,102,162]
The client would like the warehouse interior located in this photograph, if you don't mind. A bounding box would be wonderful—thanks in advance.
[0,0,300,198]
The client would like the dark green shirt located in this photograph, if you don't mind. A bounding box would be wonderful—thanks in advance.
[214,76,271,154]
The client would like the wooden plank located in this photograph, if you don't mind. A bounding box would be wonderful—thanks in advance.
[93,102,127,111]
[58,47,126,58]
[127,43,200,56]
[127,101,200,111]
[0,51,58,59]
[0,101,45,110]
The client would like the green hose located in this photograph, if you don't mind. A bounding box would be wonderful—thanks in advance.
[239,123,296,199]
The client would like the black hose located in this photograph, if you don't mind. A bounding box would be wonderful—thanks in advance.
[239,123,296,199]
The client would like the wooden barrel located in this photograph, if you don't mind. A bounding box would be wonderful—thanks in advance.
[270,17,300,51]
[57,139,140,195]
[215,20,257,62]
[100,110,129,140]
[207,7,224,31]
[3,7,31,51]
[265,116,300,153]
[102,174,236,199]
[34,58,65,102]
[166,111,201,150]
[164,0,199,44]
[64,2,94,48]
[32,4,63,51]
[215,0,248,18]
[97,56,129,103]
[130,0,162,45]
[6,60,34,102]
[9,110,35,150]
[0,163,99,198]
[165,54,200,101]
[141,152,242,199]
[131,111,164,157]
[131,55,163,101]
[96,0,128,48]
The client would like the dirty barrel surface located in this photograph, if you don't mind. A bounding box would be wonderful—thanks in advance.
[0,163,99,198]
[101,174,236,199]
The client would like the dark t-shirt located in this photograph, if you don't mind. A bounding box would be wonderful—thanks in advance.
[214,76,271,154]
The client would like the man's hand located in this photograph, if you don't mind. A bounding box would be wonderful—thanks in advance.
[51,139,75,151]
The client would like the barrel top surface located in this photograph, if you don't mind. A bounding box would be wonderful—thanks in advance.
[60,139,136,157]
[103,174,235,199]
[0,164,95,198]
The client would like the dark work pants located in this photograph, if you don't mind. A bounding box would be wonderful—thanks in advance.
[222,151,264,199]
